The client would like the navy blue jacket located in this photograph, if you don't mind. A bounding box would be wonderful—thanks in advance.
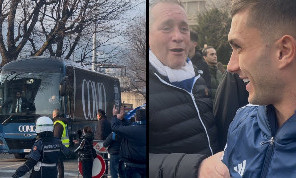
[223,104,296,178]
[103,132,122,155]
[111,117,146,164]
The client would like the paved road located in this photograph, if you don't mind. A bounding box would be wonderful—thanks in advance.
[0,153,109,178]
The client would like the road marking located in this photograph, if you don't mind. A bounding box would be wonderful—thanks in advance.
[0,163,23,169]
[65,172,79,176]
[0,169,78,177]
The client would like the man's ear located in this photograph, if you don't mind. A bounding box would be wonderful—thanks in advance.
[193,41,198,48]
[277,35,296,69]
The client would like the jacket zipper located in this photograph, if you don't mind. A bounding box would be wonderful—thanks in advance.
[154,73,214,155]
[260,137,275,178]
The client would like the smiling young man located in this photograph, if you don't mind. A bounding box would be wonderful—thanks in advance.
[223,0,296,177]
[149,0,230,178]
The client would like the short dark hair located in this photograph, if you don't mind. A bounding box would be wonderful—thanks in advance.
[83,126,93,134]
[135,109,146,121]
[231,0,296,42]
[97,109,106,117]
[190,31,198,42]
[202,46,215,57]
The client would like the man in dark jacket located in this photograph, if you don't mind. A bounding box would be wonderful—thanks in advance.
[112,106,146,178]
[202,46,224,100]
[189,30,212,90]
[103,132,122,178]
[1,91,32,114]
[94,109,111,176]
[149,0,229,177]
[94,109,111,140]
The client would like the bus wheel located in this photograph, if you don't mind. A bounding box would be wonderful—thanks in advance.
[14,153,25,159]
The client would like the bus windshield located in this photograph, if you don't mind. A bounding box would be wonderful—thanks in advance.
[0,72,62,115]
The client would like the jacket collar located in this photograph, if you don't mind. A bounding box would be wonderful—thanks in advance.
[258,105,296,144]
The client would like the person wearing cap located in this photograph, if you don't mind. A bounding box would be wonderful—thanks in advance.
[12,116,72,178]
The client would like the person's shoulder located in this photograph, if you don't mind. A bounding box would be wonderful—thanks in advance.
[54,118,65,124]
[230,104,260,129]
[51,136,63,143]
[236,104,259,114]
[34,138,42,144]
[53,120,63,127]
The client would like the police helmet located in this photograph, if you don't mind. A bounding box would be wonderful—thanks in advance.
[35,116,54,133]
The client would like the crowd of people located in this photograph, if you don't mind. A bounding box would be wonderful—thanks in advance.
[149,0,296,177]
[9,0,296,177]
[11,104,146,178]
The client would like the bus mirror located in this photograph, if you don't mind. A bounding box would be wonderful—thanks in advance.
[59,77,69,96]
[59,82,66,96]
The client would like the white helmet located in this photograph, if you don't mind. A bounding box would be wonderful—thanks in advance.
[35,116,54,133]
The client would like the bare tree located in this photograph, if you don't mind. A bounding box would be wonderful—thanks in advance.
[0,0,132,66]
[122,16,146,98]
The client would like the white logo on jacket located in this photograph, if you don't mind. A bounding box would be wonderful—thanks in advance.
[234,160,246,177]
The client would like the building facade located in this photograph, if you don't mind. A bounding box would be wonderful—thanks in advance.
[180,0,206,28]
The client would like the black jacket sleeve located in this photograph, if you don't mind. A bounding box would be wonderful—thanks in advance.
[111,117,135,139]
[12,157,38,178]
[61,143,73,158]
[213,72,249,150]
[74,139,85,153]
[149,153,206,178]
[103,132,113,148]
[102,119,112,140]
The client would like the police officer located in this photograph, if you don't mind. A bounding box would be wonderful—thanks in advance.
[52,109,70,178]
[12,116,72,178]
[112,106,146,178]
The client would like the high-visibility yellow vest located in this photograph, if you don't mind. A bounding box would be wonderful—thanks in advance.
[54,120,70,147]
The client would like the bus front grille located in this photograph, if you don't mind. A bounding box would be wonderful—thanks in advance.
[5,138,35,150]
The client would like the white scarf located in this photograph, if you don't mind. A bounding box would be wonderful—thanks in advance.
[149,50,195,83]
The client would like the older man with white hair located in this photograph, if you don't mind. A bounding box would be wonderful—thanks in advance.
[149,0,229,177]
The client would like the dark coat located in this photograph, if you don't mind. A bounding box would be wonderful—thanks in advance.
[208,65,223,99]
[191,51,212,89]
[74,133,97,161]
[103,132,122,155]
[149,63,219,177]
[94,116,111,140]
[112,117,146,164]
[213,72,248,149]
[3,97,33,113]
